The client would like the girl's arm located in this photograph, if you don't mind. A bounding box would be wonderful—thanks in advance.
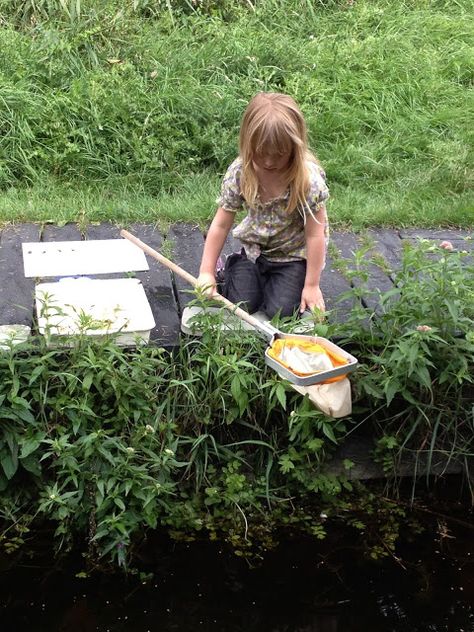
[197,207,235,295]
[300,205,327,313]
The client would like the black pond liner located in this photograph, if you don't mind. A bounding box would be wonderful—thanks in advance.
[1,515,473,632]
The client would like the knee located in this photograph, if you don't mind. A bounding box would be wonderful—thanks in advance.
[231,294,262,314]
[223,257,262,313]
[264,299,299,320]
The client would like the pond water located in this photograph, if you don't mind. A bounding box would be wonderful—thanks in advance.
[1,517,473,631]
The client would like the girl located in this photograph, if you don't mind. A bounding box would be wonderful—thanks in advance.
[197,92,329,319]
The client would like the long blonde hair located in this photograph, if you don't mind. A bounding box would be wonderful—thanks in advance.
[239,92,317,213]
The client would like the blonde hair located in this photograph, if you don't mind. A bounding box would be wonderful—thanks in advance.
[239,92,317,214]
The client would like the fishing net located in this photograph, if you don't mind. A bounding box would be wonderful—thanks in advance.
[267,337,350,383]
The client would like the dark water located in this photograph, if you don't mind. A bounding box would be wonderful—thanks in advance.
[1,521,473,632]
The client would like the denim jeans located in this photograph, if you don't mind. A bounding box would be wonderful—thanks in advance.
[221,250,307,318]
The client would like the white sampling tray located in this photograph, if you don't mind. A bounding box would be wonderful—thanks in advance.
[35,277,155,346]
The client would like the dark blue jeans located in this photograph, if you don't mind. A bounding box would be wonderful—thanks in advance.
[221,250,307,318]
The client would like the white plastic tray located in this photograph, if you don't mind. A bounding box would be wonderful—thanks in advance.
[35,277,155,345]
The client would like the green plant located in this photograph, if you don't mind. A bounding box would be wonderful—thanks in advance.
[335,239,474,491]
[0,239,472,570]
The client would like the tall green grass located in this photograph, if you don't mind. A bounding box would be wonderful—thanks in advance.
[0,0,472,227]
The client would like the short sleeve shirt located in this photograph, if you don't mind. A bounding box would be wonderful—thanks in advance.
[217,157,329,263]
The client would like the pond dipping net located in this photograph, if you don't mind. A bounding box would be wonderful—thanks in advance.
[267,337,350,383]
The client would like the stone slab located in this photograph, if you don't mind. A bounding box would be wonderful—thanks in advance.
[223,232,244,255]
[0,224,39,327]
[41,222,82,243]
[400,228,473,240]
[127,224,180,349]
[1,223,471,350]
[331,231,397,315]
[320,257,357,324]
[167,223,204,313]
[400,229,473,267]
[327,436,464,480]
[362,229,403,272]
[85,224,180,349]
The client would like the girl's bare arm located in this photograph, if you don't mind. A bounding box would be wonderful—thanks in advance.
[198,207,235,294]
[300,205,327,312]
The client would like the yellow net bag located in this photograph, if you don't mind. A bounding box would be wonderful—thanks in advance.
[267,337,350,383]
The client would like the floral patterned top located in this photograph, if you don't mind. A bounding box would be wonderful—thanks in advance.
[217,157,329,263]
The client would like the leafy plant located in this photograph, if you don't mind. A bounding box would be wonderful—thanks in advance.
[335,239,474,492]
[0,240,472,569]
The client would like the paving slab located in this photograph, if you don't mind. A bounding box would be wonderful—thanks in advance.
[400,228,474,268]
[327,436,464,480]
[1,223,471,348]
[320,256,357,324]
[0,224,40,327]
[400,228,473,241]
[223,232,244,255]
[128,223,180,349]
[167,223,204,313]
[41,222,82,243]
[84,222,180,346]
[363,229,404,272]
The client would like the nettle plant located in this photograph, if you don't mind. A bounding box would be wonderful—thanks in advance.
[0,318,352,569]
[0,239,472,569]
[332,239,474,482]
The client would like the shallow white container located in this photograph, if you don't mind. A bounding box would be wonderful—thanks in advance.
[35,277,155,346]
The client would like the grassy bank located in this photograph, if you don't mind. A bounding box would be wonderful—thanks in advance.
[0,0,472,228]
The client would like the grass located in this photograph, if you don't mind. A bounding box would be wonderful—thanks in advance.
[0,0,472,229]
[1,176,471,231]
[0,174,220,229]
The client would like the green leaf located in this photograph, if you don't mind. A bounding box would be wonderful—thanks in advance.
[416,366,432,389]
[11,376,20,397]
[114,497,126,511]
[97,480,105,497]
[0,472,8,492]
[11,396,30,409]
[20,434,45,459]
[362,380,384,399]
[307,438,324,452]
[279,454,295,474]
[82,372,94,392]
[275,383,287,409]
[384,379,399,406]
[28,365,45,385]
[98,447,116,466]
[322,422,337,444]
[1,453,18,480]
[231,375,241,403]
[16,408,36,424]
[21,454,41,476]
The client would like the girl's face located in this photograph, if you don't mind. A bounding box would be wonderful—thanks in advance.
[252,147,292,173]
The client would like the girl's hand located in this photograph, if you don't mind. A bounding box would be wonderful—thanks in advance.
[196,272,217,297]
[300,284,325,314]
